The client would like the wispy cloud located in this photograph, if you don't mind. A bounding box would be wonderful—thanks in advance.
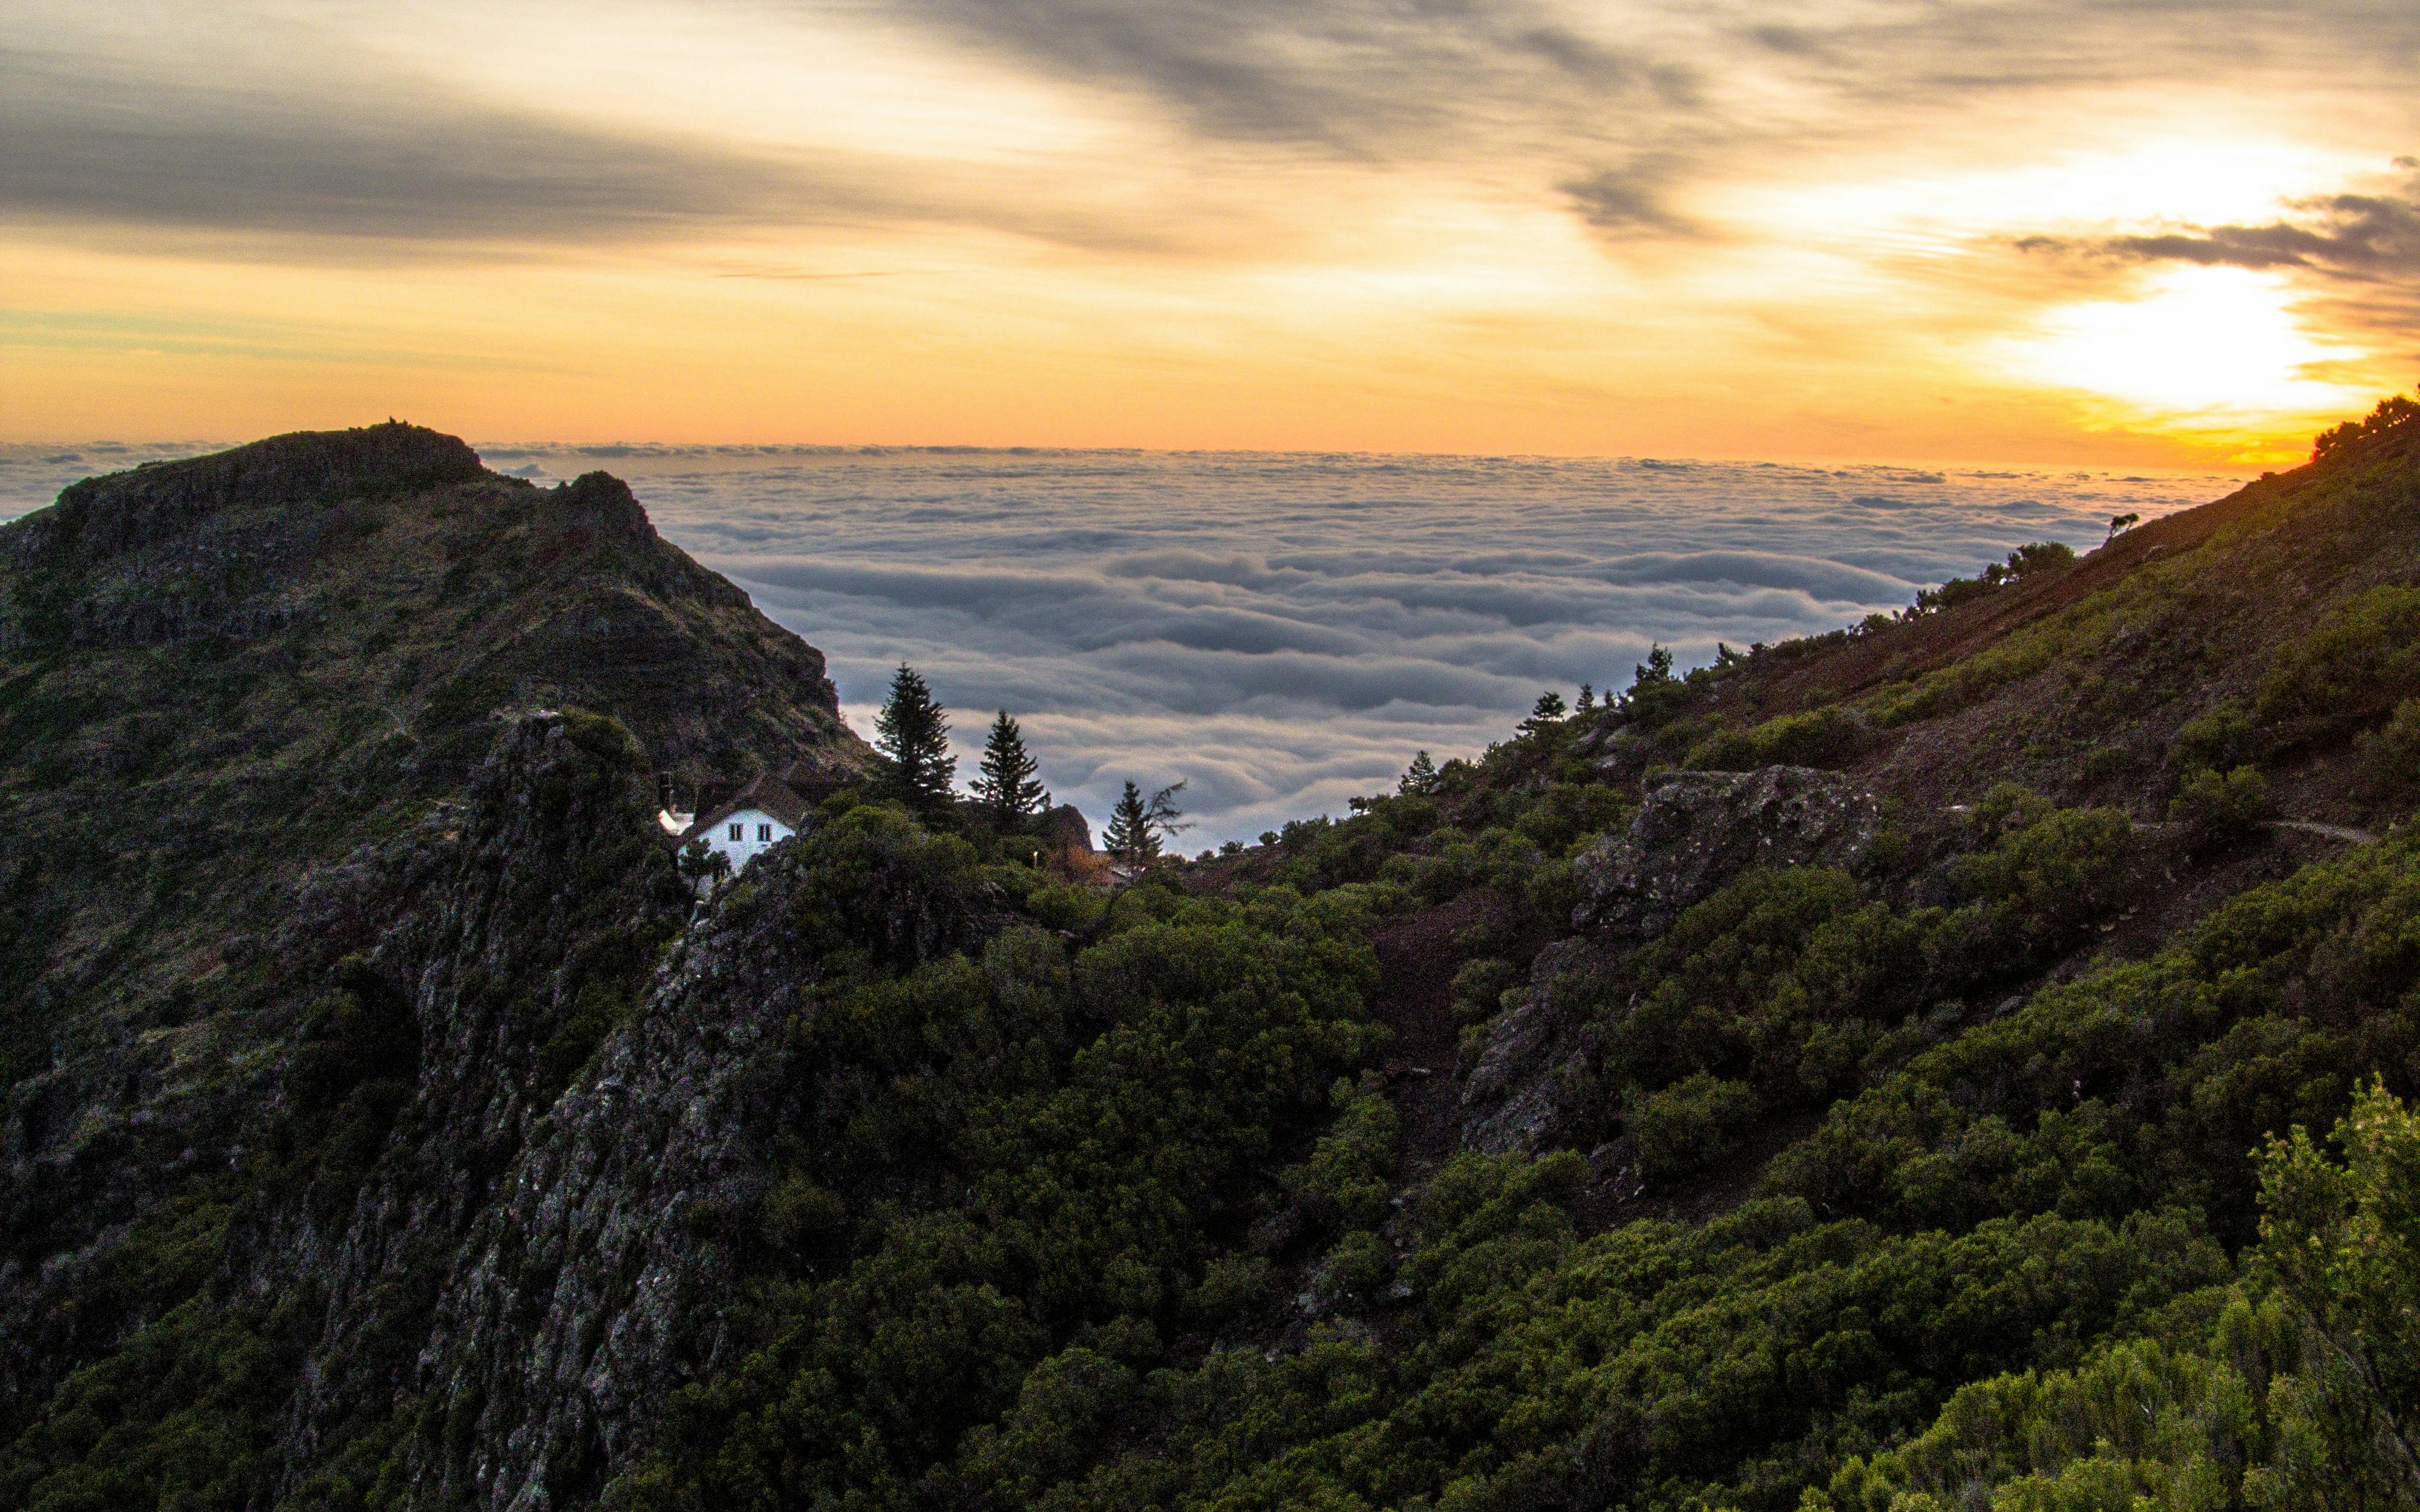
[5,0,2418,452]
[0,51,827,245]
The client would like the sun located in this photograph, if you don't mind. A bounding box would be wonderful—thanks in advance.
[1993,265,2373,426]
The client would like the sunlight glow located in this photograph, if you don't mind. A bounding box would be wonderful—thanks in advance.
[1992,266,2374,423]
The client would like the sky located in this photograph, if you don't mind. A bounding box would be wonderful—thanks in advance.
[4,1,2418,466]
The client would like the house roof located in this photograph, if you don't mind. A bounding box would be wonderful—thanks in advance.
[681,772,814,841]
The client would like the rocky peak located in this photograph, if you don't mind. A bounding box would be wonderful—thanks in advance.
[10,422,484,569]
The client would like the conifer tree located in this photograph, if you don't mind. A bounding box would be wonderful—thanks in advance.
[974,710,1048,826]
[874,663,955,810]
[1104,779,1189,862]
[1104,780,1154,861]
[1400,750,1439,795]
[1521,689,1568,737]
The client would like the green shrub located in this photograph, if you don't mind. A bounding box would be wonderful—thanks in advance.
[2168,764,2272,849]
[1313,1229,1393,1305]
[2257,584,2420,727]
[1282,1079,1400,1233]
[1828,1080,2420,1511]
[1955,799,2135,942]
[1186,1253,1275,1323]
[2355,696,2420,795]
[2175,700,2255,771]
[1686,704,1864,771]
[1450,957,1521,1025]
[1629,1072,1759,1180]
[2080,743,2136,784]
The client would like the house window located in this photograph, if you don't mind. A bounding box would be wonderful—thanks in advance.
[758,823,773,842]
[728,823,744,842]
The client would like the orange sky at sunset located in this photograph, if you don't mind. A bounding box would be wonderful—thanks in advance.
[3,0,2416,466]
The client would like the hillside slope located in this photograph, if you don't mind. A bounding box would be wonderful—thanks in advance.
[6,408,2420,1512]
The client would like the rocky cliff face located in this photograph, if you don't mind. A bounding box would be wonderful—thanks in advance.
[255,712,693,1503]
[0,426,869,1495]
[396,811,815,1510]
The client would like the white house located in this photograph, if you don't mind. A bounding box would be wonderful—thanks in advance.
[673,772,813,878]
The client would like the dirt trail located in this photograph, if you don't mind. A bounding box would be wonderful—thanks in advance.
[2268,819,2381,845]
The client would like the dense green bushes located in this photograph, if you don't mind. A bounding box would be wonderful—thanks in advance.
[1629,1072,1759,1178]
[1825,1080,2420,1510]
[2360,697,2420,794]
[1766,829,2420,1246]
[1684,705,1863,771]
[1540,793,2137,1179]
[2258,584,2420,729]
[2170,764,2272,850]
[919,825,2420,1512]
[621,826,1387,1510]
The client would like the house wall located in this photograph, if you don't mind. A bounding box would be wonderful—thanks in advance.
[702,808,795,872]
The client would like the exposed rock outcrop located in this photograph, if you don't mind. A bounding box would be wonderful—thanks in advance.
[1571,765,1880,938]
[396,851,819,1509]
[1039,803,1094,853]
[1457,937,1614,1156]
[1461,766,1879,1155]
[263,711,693,1497]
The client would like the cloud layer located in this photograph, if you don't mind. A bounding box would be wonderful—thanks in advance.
[450,445,2229,846]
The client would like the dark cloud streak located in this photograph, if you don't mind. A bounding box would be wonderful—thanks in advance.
[2015,166,2420,348]
[0,51,839,243]
[881,0,1662,154]
[2021,181,2420,283]
[0,45,1208,256]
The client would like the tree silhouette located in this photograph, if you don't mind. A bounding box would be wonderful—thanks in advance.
[874,663,954,810]
[1104,780,1189,862]
[1634,644,1675,687]
[1520,689,1568,737]
[973,710,1048,826]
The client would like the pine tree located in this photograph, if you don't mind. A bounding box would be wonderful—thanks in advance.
[974,710,1047,826]
[1521,689,1567,736]
[1577,683,1595,712]
[1104,779,1189,863]
[1400,750,1439,795]
[1104,780,1154,861]
[874,663,955,810]
[1634,644,1675,688]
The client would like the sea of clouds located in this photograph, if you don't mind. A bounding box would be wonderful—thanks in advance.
[0,443,2235,847]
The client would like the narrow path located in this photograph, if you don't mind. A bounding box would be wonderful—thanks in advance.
[2268,819,2382,845]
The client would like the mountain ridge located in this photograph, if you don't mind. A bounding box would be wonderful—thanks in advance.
[0,424,870,1488]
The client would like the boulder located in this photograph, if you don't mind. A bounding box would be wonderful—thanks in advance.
[1039,803,1094,854]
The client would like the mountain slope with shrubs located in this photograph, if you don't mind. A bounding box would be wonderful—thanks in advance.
[5,399,2420,1511]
